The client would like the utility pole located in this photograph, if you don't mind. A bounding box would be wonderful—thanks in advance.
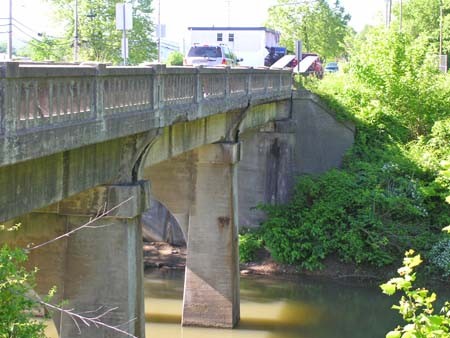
[385,0,392,28]
[7,0,12,59]
[74,0,79,62]
[440,0,443,57]
[226,0,231,26]
[157,0,161,62]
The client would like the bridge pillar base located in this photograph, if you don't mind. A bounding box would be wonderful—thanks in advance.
[182,143,240,328]
[43,182,149,338]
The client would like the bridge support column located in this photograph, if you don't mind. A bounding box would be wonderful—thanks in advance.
[48,182,149,338]
[182,143,240,328]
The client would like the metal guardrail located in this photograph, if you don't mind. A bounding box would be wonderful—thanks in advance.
[0,62,292,165]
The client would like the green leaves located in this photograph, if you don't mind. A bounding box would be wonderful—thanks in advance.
[239,230,264,263]
[266,0,350,59]
[381,251,450,338]
[381,282,397,296]
[25,0,157,64]
[0,245,46,338]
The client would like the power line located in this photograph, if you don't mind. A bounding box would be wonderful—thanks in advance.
[13,18,41,35]
[12,23,42,41]
[11,24,71,46]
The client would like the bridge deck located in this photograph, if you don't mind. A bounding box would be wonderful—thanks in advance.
[0,63,292,167]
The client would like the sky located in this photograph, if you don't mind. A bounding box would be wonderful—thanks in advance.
[0,0,387,48]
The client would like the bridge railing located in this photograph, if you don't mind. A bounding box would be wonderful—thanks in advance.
[0,62,292,164]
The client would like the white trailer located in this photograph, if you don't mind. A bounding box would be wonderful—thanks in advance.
[187,26,281,67]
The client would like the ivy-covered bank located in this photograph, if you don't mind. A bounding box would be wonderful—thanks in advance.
[240,28,450,280]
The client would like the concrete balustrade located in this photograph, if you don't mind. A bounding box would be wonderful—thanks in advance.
[0,62,292,167]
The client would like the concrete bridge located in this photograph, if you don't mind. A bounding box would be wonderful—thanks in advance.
[0,62,354,337]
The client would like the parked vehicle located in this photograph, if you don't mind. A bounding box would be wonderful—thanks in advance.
[324,62,339,73]
[264,46,297,67]
[293,53,324,78]
[183,44,241,67]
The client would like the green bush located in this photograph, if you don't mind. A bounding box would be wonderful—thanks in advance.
[381,250,450,337]
[428,238,450,278]
[261,27,450,271]
[0,244,46,338]
[260,164,436,270]
[239,230,263,263]
[166,51,184,66]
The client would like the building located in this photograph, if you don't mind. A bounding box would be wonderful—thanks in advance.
[159,39,180,63]
[187,26,281,67]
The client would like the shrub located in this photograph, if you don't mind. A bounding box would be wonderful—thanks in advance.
[381,250,450,338]
[166,51,184,66]
[0,244,46,338]
[239,230,263,263]
[428,238,450,278]
[258,150,448,269]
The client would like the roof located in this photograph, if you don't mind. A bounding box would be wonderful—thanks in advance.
[188,26,280,35]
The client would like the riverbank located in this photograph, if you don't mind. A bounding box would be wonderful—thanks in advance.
[143,241,395,285]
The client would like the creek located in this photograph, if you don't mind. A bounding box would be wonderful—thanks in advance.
[142,268,400,338]
[45,268,406,338]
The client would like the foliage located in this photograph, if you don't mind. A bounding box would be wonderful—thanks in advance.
[166,51,184,66]
[27,0,157,64]
[239,229,263,263]
[265,0,351,59]
[19,34,70,62]
[393,0,450,56]
[260,163,437,270]
[428,238,450,278]
[260,25,450,272]
[381,250,450,338]
[0,243,46,338]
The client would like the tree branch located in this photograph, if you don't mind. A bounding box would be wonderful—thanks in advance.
[40,301,138,338]
[26,197,133,252]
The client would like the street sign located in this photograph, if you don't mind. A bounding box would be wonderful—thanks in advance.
[116,3,133,30]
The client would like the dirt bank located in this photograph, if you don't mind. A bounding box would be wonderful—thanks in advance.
[143,241,394,284]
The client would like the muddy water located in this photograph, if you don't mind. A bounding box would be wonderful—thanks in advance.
[45,268,401,338]
[143,269,400,338]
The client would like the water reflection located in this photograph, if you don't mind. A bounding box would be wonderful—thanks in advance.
[144,269,400,338]
[44,268,401,338]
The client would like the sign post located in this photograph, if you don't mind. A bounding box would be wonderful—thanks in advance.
[295,40,302,73]
[116,3,133,65]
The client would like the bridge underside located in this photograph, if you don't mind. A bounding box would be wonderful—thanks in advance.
[0,91,355,337]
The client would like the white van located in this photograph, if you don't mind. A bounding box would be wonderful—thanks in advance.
[183,44,241,67]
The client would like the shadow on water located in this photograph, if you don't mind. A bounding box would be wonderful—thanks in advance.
[144,269,403,338]
[43,268,450,337]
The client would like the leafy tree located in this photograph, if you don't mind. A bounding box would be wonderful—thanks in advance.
[265,0,351,59]
[0,42,6,54]
[166,51,184,66]
[258,23,450,271]
[20,34,70,61]
[0,243,46,338]
[30,0,157,64]
[392,0,450,55]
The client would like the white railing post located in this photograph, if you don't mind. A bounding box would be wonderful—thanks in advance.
[225,66,230,100]
[2,62,19,136]
[246,68,252,98]
[152,64,165,126]
[195,66,203,104]
[95,63,107,121]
